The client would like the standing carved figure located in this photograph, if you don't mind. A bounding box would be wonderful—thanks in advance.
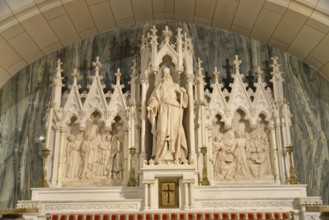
[97,134,111,176]
[65,135,80,178]
[249,132,272,179]
[79,134,93,179]
[212,131,236,180]
[107,134,123,180]
[233,131,251,179]
[147,67,188,163]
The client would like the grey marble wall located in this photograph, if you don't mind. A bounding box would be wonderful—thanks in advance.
[0,21,328,209]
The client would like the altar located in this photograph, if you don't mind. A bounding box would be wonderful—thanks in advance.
[16,26,322,220]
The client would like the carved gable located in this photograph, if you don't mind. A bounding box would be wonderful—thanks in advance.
[62,69,83,124]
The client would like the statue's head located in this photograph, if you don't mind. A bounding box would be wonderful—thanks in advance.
[68,135,75,142]
[163,67,172,81]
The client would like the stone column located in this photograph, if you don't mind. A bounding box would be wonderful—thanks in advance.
[183,180,189,210]
[275,103,287,183]
[186,74,195,163]
[300,205,306,220]
[143,182,149,210]
[56,127,67,187]
[188,180,195,209]
[282,101,292,180]
[123,128,129,184]
[148,180,155,210]
[270,121,280,183]
[51,126,60,186]
[140,72,149,165]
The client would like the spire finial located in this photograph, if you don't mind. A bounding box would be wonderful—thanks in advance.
[56,59,63,71]
[271,56,279,65]
[197,58,202,70]
[115,68,121,84]
[213,67,220,84]
[92,56,102,76]
[255,66,263,81]
[177,27,182,40]
[163,26,172,43]
[233,55,242,74]
[151,25,157,37]
[56,59,63,77]
[71,69,79,85]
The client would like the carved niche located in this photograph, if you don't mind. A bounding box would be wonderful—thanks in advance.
[207,59,275,183]
[211,112,273,181]
[57,62,128,186]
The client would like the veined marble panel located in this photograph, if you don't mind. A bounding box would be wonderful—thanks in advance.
[0,21,328,209]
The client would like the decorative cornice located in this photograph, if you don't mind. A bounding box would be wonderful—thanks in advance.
[44,202,139,211]
[295,197,323,206]
[200,200,293,209]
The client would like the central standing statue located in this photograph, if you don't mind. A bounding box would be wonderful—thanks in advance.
[147,67,188,163]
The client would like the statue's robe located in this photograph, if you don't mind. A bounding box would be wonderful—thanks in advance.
[147,79,188,162]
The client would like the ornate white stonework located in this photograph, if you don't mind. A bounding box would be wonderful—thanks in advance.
[17,26,323,220]
[48,62,128,187]
[199,200,293,209]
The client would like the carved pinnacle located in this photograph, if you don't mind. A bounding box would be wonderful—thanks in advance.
[163,25,172,43]
[56,59,63,72]
[255,66,263,82]
[233,55,241,74]
[150,26,158,45]
[71,69,79,85]
[213,67,220,84]
[92,56,102,75]
[196,58,203,74]
[176,27,182,44]
[115,68,122,84]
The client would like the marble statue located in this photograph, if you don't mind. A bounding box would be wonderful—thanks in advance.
[79,134,94,179]
[233,131,252,179]
[107,132,123,180]
[249,131,272,179]
[65,135,81,178]
[96,134,111,176]
[147,67,188,163]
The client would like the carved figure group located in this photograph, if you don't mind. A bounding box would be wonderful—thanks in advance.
[213,129,273,181]
[65,122,124,182]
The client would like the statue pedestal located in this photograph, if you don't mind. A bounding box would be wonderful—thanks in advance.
[141,164,196,210]
[141,163,195,180]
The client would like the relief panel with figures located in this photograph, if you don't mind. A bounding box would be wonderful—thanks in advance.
[212,111,273,182]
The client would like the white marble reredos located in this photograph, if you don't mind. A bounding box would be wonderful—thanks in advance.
[0,22,328,210]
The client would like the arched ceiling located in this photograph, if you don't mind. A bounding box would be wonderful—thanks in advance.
[0,0,329,88]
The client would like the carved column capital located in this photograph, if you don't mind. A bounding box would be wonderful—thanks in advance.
[140,71,149,84]
[269,121,276,130]
[142,180,155,185]
[186,74,194,83]
[60,127,67,134]
[182,179,195,184]
[53,125,61,131]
